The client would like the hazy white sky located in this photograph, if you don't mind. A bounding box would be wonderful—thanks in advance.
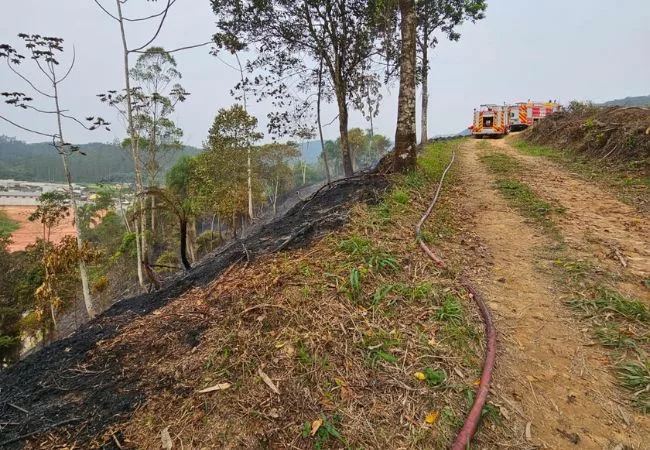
[1,0,648,147]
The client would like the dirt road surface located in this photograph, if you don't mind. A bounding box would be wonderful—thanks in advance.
[458,138,650,449]
[2,205,75,252]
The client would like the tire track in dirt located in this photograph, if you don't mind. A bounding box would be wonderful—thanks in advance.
[492,138,650,299]
[459,139,650,449]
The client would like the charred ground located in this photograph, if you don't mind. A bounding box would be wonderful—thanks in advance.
[0,173,389,448]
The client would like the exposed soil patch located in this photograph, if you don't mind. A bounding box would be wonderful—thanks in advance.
[2,205,75,252]
[0,174,389,448]
[456,138,650,448]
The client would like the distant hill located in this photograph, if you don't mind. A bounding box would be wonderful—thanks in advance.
[600,95,650,107]
[0,136,201,183]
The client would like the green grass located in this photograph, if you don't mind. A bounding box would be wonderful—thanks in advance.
[434,293,463,324]
[570,288,650,323]
[494,180,558,230]
[513,140,560,158]
[617,360,650,413]
[0,210,19,235]
[480,152,522,175]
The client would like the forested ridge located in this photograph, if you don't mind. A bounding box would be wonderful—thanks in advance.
[0,136,201,183]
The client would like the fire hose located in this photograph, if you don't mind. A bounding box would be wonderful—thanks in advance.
[414,149,497,449]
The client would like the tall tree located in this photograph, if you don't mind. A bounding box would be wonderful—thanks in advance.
[393,0,418,172]
[95,0,180,289]
[190,105,263,237]
[211,0,380,177]
[258,142,301,216]
[1,35,110,318]
[417,0,486,143]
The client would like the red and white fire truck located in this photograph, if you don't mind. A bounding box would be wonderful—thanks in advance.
[469,104,510,138]
[508,101,562,131]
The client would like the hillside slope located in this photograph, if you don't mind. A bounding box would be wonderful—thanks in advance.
[0,142,492,449]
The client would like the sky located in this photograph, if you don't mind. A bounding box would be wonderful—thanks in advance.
[0,0,648,148]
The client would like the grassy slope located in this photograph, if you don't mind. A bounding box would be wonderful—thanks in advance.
[0,209,19,235]
[62,140,493,449]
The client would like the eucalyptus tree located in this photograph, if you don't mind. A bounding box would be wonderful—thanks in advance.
[211,0,383,177]
[94,0,180,288]
[190,105,263,237]
[1,35,109,318]
[417,0,486,143]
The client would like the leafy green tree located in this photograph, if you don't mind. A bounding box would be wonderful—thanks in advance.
[258,142,301,216]
[190,105,263,237]
[211,0,381,177]
[29,192,70,243]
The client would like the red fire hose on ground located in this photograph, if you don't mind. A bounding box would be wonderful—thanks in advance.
[414,149,497,449]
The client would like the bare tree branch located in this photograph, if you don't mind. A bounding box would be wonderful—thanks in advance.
[129,0,175,53]
[6,60,54,98]
[0,114,55,138]
[59,46,76,83]
[123,1,177,22]
[133,41,212,54]
[94,0,119,21]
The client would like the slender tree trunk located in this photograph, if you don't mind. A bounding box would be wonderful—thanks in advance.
[151,195,155,237]
[317,58,331,184]
[116,0,145,288]
[188,216,197,263]
[52,77,95,319]
[217,214,222,240]
[394,0,418,172]
[273,176,279,216]
[179,217,191,270]
[301,161,307,185]
[210,213,216,250]
[336,93,354,176]
[247,147,254,219]
[116,186,131,232]
[420,29,429,145]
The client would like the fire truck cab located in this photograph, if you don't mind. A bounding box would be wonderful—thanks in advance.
[469,104,510,138]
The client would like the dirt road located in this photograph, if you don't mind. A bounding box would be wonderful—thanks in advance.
[457,138,650,449]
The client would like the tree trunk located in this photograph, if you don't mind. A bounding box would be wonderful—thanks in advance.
[301,161,307,185]
[150,194,155,237]
[273,177,279,217]
[116,0,145,288]
[247,146,254,219]
[336,94,354,176]
[52,77,95,319]
[317,58,331,184]
[179,217,191,271]
[394,0,418,173]
[188,216,197,263]
[210,213,216,250]
[420,29,429,145]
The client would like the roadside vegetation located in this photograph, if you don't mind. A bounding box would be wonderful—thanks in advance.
[514,104,650,211]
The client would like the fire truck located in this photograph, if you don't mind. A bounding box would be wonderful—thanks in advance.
[508,101,562,131]
[469,104,510,138]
